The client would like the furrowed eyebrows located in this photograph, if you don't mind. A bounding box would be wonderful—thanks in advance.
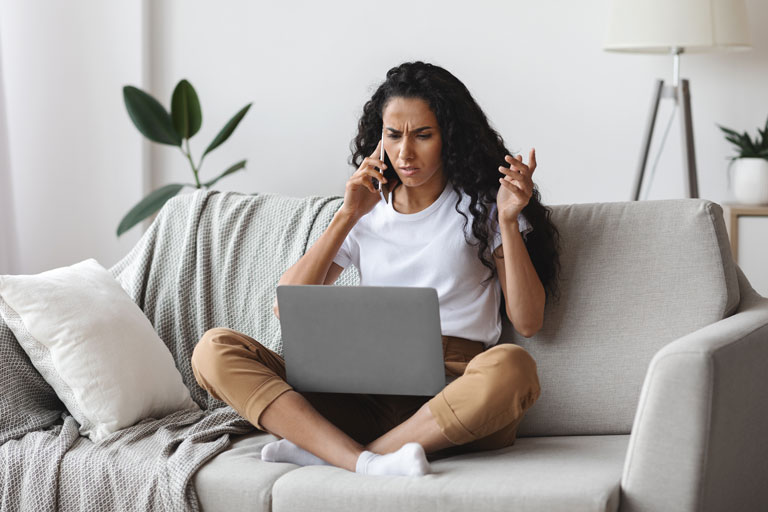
[385,126,433,134]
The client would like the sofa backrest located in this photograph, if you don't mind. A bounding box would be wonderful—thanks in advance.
[112,191,740,436]
[511,199,740,437]
[110,190,359,411]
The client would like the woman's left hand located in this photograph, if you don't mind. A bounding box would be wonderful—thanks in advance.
[497,148,536,223]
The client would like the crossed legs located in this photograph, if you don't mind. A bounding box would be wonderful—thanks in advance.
[191,328,541,472]
[257,390,453,471]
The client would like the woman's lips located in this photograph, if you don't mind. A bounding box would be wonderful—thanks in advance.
[401,167,419,176]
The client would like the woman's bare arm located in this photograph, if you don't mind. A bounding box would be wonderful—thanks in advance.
[273,209,358,318]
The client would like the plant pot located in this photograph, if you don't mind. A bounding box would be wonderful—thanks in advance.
[729,158,768,205]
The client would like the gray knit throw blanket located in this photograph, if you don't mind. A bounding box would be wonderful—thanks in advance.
[0,189,360,511]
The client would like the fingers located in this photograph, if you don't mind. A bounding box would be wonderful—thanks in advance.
[353,141,390,195]
[359,153,387,174]
[364,175,385,193]
[360,168,387,194]
[499,177,527,199]
[504,149,536,176]
[498,164,531,196]
[356,158,386,195]
[504,154,527,173]
[498,174,529,196]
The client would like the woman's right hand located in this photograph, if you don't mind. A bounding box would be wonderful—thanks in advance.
[338,138,389,220]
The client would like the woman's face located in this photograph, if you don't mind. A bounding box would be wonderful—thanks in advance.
[381,97,443,188]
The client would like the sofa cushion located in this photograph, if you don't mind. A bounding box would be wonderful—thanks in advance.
[506,199,739,437]
[193,431,296,512]
[265,435,628,512]
[0,258,199,443]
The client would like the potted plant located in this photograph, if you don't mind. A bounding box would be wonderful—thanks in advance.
[118,79,252,236]
[717,115,768,205]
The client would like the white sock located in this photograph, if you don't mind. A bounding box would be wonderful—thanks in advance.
[355,442,431,476]
[261,438,331,466]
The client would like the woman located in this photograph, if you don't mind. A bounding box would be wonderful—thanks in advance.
[191,61,561,477]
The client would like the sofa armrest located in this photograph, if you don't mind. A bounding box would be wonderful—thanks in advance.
[620,284,768,512]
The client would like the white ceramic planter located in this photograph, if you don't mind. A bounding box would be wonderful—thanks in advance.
[729,158,768,205]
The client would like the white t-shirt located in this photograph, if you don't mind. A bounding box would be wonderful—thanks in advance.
[332,182,533,348]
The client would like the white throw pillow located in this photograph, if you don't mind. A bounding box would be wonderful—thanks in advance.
[0,258,199,443]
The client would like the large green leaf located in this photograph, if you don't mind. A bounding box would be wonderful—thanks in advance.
[171,79,202,139]
[123,86,182,146]
[202,160,247,188]
[203,103,252,157]
[117,183,186,236]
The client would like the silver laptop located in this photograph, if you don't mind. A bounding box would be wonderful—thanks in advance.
[276,285,446,396]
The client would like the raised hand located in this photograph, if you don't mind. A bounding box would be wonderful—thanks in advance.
[497,148,536,223]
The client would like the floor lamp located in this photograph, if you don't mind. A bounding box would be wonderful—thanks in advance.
[603,0,751,200]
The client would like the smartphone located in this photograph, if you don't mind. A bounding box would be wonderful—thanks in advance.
[373,140,397,199]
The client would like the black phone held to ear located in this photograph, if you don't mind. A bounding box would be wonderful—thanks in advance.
[373,149,397,191]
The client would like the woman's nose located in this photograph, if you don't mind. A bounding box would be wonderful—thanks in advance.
[398,138,414,160]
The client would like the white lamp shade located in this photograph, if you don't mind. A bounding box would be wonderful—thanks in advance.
[603,0,751,54]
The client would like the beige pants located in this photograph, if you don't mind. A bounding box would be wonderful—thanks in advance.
[191,328,541,453]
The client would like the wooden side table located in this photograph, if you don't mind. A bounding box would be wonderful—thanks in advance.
[720,203,768,262]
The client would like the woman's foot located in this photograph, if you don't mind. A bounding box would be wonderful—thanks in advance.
[261,438,331,466]
[355,442,431,476]
[261,438,431,476]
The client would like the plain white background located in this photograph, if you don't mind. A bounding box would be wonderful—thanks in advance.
[1,0,766,293]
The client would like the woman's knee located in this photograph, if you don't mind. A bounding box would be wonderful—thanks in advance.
[191,327,244,388]
[469,344,541,401]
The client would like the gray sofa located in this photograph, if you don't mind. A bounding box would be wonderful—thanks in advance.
[191,194,768,512]
[2,190,766,511]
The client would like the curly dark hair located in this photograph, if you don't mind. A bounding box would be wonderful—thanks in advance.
[348,61,562,304]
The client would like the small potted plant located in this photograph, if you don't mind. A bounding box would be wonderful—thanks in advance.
[717,115,768,205]
[119,79,252,236]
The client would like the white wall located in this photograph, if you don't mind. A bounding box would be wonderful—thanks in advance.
[0,32,18,274]
[2,0,767,280]
[148,0,768,205]
[0,0,145,274]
